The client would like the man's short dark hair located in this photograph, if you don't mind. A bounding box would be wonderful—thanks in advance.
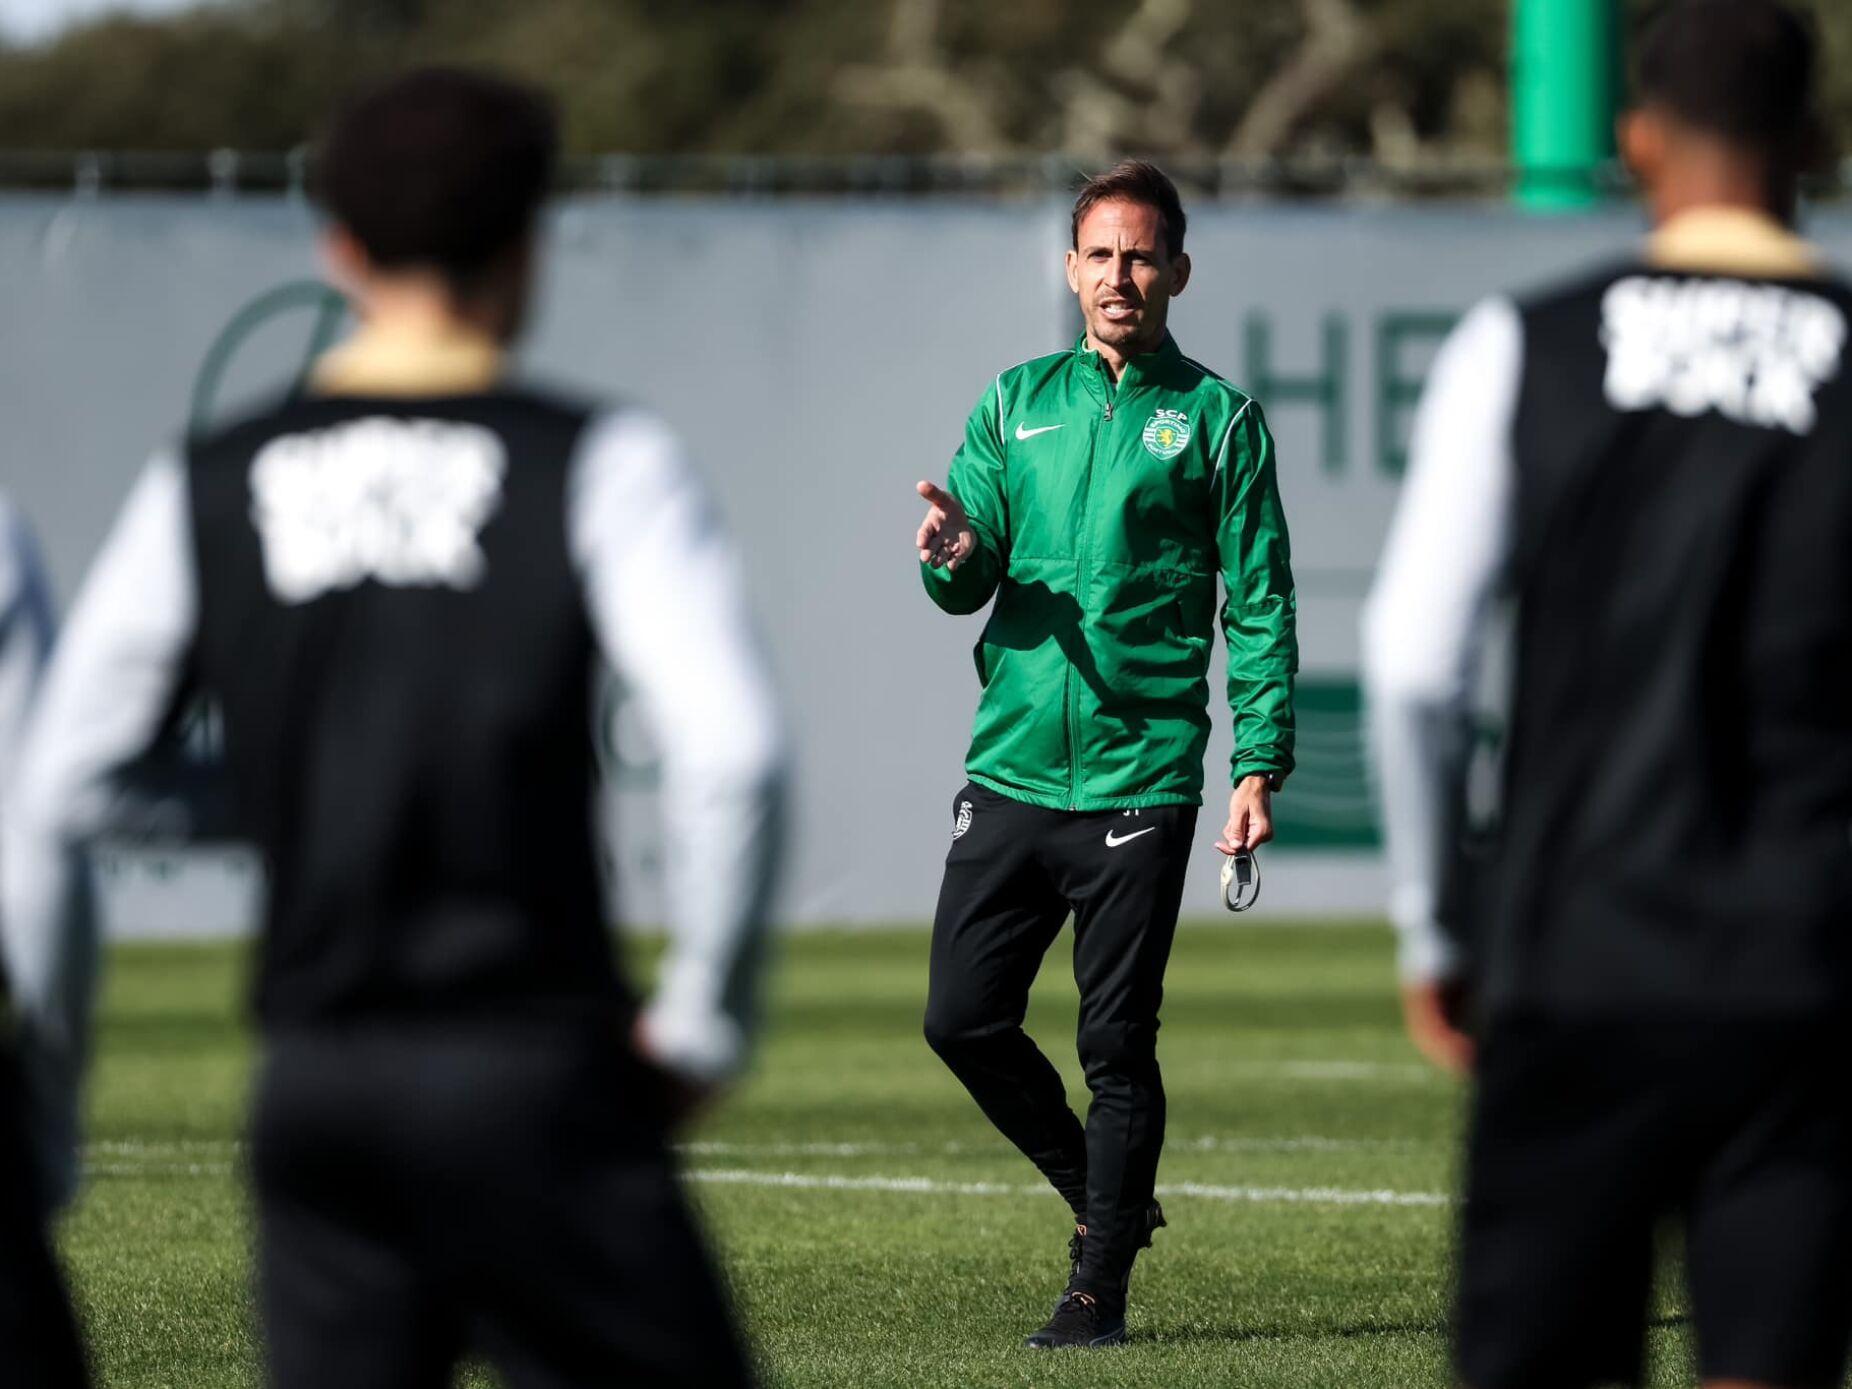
[317,67,559,285]
[1635,0,1820,157]
[1071,161,1187,260]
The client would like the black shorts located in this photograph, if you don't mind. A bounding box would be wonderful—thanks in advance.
[1457,1015,1852,1389]
[252,1021,753,1389]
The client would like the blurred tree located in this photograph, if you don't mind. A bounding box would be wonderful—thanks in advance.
[0,0,1843,184]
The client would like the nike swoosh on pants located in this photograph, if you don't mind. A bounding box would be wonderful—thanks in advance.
[1104,827,1158,848]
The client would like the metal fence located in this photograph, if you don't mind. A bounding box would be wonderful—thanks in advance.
[8,148,1849,201]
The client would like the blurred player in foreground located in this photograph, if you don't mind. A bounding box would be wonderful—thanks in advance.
[1366,3,1852,1385]
[3,68,785,1387]
[0,495,88,1385]
[915,161,1296,1350]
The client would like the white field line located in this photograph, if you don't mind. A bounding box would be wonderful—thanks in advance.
[1169,1134,1420,1153]
[86,1133,1419,1163]
[1156,1180,1447,1208]
[80,1160,1448,1208]
[1221,1061,1436,1082]
[680,1140,911,1158]
[87,1162,235,1177]
[77,1145,1449,1208]
[680,1134,1418,1158]
[692,1170,1023,1197]
[687,1169,1449,1209]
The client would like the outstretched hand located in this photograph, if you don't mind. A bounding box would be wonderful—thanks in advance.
[916,481,977,571]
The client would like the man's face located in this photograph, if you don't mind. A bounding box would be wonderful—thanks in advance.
[1065,198,1191,358]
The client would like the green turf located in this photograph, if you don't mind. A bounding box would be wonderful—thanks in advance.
[61,923,1705,1386]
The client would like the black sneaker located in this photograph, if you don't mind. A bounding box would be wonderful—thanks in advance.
[1024,1291,1126,1350]
[1030,1203,1165,1347]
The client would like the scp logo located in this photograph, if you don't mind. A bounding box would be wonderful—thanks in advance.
[1142,408,1192,460]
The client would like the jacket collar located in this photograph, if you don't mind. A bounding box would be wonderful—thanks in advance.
[308,319,505,398]
[1646,207,1823,281]
[1074,332,1183,396]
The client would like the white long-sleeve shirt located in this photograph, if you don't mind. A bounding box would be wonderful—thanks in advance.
[0,490,96,1212]
[0,493,55,819]
[6,405,785,1088]
[1361,297,1521,984]
[1363,211,1835,989]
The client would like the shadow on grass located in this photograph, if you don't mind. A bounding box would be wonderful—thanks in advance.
[1127,1317,1442,1350]
[1129,1311,1690,1349]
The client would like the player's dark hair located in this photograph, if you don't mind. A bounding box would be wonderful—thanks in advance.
[1634,0,1822,160]
[1072,160,1187,260]
[316,67,558,287]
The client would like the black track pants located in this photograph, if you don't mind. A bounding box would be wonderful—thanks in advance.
[923,781,1196,1288]
[253,1021,754,1389]
[1458,1016,1852,1389]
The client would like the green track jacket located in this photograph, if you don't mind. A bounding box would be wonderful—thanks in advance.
[923,334,1296,811]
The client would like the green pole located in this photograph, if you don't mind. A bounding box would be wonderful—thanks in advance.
[1512,0,1619,210]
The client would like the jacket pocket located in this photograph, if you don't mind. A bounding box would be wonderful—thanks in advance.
[1092,569,1214,709]
[968,570,1076,791]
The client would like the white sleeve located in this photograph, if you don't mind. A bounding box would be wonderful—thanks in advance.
[1361,297,1522,984]
[0,496,54,802]
[9,455,198,846]
[2,455,197,1209]
[568,411,787,1083]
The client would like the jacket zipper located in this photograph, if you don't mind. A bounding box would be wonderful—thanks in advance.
[1068,393,1112,808]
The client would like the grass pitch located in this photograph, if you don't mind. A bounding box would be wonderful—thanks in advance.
[65,923,1702,1387]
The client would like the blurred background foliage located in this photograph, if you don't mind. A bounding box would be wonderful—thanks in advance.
[0,0,1847,165]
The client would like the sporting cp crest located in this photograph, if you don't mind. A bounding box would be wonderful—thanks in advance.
[952,800,973,840]
[1142,409,1191,460]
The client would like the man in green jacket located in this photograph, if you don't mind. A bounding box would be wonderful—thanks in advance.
[915,160,1296,1350]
